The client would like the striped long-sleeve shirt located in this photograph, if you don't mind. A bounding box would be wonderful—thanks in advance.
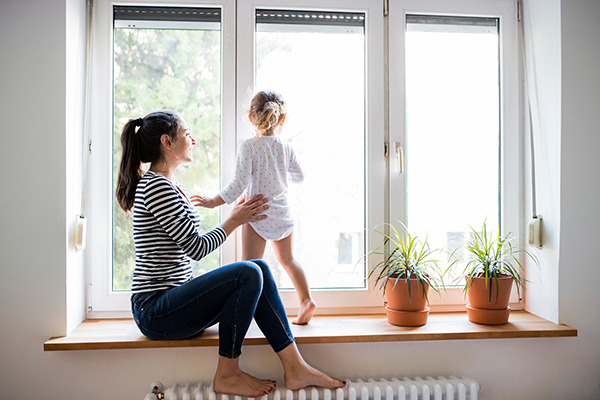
[131,171,227,293]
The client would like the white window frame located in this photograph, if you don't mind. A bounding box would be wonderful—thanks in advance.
[389,0,522,310]
[86,0,521,317]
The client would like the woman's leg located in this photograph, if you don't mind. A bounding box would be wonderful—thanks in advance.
[277,342,346,390]
[249,259,295,352]
[242,223,267,260]
[213,356,276,396]
[133,262,260,348]
[131,261,276,396]
[249,260,344,390]
[208,262,277,396]
[272,233,316,324]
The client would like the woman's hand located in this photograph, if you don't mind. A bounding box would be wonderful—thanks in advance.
[190,194,225,209]
[219,195,269,237]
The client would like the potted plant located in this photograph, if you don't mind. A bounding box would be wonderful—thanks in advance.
[367,223,444,326]
[455,221,538,325]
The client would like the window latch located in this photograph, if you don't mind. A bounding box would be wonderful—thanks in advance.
[394,142,404,174]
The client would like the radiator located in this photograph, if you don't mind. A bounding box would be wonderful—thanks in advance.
[145,376,479,400]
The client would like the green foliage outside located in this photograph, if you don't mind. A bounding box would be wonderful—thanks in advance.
[112,28,222,291]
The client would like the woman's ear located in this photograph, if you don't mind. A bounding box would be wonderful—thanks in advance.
[279,115,286,126]
[160,134,172,150]
[248,114,253,124]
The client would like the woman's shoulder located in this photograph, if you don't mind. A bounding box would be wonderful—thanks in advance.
[142,170,166,183]
[141,171,175,193]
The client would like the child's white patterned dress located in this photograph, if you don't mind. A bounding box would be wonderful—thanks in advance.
[219,136,304,241]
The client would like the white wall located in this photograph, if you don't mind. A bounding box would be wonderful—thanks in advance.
[522,0,561,323]
[558,0,600,390]
[0,0,68,353]
[1,0,599,399]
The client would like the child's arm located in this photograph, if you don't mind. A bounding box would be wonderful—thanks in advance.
[288,145,304,183]
[190,194,225,209]
[218,141,253,204]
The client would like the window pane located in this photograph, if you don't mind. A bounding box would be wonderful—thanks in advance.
[255,11,366,289]
[405,16,500,283]
[112,18,221,291]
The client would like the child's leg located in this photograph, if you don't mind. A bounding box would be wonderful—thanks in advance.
[272,233,316,325]
[242,224,267,260]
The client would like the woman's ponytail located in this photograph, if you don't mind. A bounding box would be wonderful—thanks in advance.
[116,119,143,212]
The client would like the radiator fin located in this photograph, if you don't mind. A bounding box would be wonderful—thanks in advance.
[145,376,479,400]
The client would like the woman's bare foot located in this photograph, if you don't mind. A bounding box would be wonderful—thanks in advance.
[283,360,345,391]
[292,299,317,325]
[214,356,276,397]
[277,343,345,390]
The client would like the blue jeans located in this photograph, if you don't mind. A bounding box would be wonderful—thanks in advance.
[131,259,295,358]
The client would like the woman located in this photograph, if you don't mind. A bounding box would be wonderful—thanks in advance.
[116,110,345,397]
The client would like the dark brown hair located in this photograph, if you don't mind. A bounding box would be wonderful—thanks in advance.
[116,110,181,212]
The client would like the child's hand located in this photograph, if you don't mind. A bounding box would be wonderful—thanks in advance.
[190,194,225,209]
[190,195,215,208]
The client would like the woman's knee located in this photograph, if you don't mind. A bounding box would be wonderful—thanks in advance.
[247,259,278,284]
[234,261,264,288]
[246,259,269,275]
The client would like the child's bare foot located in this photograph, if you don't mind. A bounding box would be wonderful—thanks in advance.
[283,360,345,390]
[213,369,276,397]
[292,299,317,325]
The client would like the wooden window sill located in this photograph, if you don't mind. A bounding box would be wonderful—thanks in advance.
[44,311,576,351]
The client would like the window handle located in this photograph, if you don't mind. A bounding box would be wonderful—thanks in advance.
[394,142,404,175]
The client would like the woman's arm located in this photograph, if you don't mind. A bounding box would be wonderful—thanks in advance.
[145,177,268,258]
[218,194,269,237]
[144,177,226,261]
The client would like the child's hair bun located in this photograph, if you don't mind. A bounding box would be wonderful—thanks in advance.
[264,101,280,112]
[250,91,287,136]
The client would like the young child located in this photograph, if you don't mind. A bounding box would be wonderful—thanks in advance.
[195,90,316,325]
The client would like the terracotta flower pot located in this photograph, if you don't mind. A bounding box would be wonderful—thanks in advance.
[466,304,511,325]
[386,306,430,327]
[466,275,513,309]
[465,275,513,325]
[384,275,430,326]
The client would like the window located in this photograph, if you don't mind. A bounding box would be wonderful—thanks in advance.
[253,9,367,289]
[87,0,519,317]
[112,6,223,291]
[88,0,383,317]
[405,15,500,282]
[235,0,384,312]
[88,0,237,317]
[389,0,520,306]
